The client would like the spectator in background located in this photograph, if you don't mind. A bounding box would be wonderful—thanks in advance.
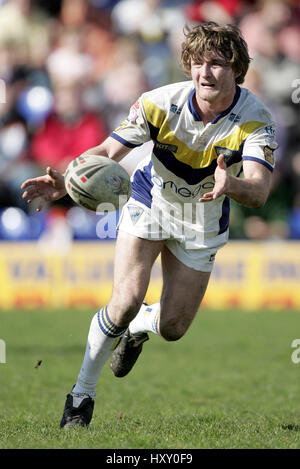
[111,0,187,87]
[100,36,150,129]
[184,0,249,24]
[0,110,31,209]
[0,0,53,209]
[0,0,52,70]
[46,28,94,87]
[59,0,89,28]
[30,81,108,174]
[238,0,299,143]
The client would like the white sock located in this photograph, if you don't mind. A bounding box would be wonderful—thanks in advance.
[129,302,160,335]
[72,307,126,399]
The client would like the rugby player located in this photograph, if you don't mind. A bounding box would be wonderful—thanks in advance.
[21,22,277,428]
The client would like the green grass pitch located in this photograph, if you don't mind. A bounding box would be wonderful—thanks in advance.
[1,307,300,449]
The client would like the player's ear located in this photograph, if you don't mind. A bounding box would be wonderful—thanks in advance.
[234,69,242,82]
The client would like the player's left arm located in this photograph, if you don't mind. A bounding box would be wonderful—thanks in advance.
[199,154,273,208]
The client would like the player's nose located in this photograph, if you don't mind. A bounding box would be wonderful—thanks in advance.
[200,62,212,77]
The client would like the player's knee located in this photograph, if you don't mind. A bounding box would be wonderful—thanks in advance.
[159,322,186,342]
[109,298,141,327]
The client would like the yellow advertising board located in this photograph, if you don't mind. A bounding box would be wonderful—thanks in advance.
[205,242,300,310]
[0,241,299,310]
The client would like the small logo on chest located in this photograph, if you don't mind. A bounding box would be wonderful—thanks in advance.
[214,146,234,163]
[170,104,182,115]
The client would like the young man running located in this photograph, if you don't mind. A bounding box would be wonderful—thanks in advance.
[21,22,277,428]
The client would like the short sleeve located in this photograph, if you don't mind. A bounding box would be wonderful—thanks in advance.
[242,123,277,172]
[110,97,151,148]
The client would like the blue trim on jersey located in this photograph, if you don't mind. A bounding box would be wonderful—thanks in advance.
[131,160,153,208]
[242,156,274,172]
[188,89,202,121]
[218,196,230,235]
[110,132,141,149]
[187,86,241,123]
[211,86,241,124]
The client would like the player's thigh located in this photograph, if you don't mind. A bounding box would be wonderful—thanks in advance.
[159,245,211,341]
[108,231,164,325]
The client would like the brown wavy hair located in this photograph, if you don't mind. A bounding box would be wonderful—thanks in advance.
[181,22,251,84]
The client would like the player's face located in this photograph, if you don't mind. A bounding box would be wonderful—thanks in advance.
[190,52,238,106]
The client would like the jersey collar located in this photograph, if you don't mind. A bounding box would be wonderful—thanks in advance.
[188,85,241,123]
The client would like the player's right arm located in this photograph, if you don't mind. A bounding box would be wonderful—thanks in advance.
[21,136,132,211]
[80,136,133,162]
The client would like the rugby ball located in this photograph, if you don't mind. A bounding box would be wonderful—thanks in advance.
[64,154,132,212]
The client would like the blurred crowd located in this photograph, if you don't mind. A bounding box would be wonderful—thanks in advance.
[0,0,299,241]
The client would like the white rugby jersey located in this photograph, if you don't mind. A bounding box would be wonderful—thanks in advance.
[110,81,277,248]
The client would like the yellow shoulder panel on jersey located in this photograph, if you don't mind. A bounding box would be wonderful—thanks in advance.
[142,97,266,169]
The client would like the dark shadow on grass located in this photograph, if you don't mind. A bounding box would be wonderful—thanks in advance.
[280,424,300,431]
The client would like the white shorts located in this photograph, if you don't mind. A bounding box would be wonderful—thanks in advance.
[118,198,227,272]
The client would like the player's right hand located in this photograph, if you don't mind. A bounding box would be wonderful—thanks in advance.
[20,166,67,212]
[199,154,230,202]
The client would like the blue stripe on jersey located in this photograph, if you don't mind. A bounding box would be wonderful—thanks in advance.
[211,86,241,124]
[242,156,274,172]
[148,121,215,184]
[131,160,153,208]
[110,132,141,148]
[218,196,230,235]
[153,144,217,184]
[188,89,202,121]
[148,122,244,184]
[150,135,244,185]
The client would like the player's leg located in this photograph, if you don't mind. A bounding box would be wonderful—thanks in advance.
[158,245,211,341]
[110,244,212,378]
[128,239,213,339]
[60,232,164,427]
[107,232,165,327]
[73,231,164,394]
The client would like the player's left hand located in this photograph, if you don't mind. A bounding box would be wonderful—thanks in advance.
[199,154,230,202]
